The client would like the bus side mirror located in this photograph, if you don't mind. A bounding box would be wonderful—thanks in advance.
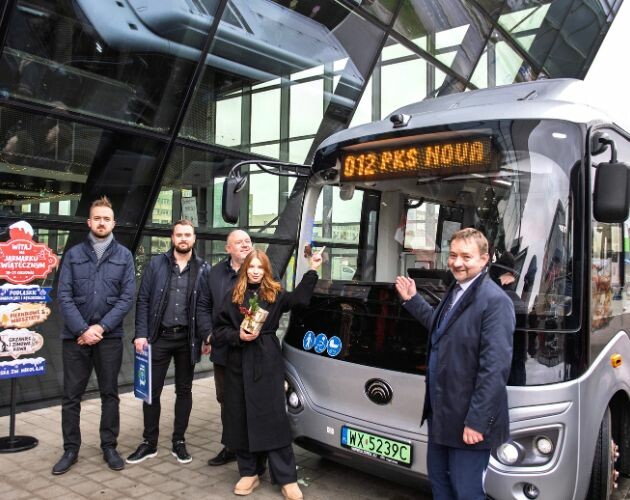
[222,176,246,224]
[593,161,630,223]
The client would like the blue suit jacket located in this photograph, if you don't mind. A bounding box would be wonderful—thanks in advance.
[403,271,515,449]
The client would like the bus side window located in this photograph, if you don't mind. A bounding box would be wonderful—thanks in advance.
[591,223,624,330]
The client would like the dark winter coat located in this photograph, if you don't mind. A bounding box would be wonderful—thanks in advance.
[213,270,318,452]
[197,257,238,366]
[134,249,211,364]
[403,271,515,449]
[57,237,135,339]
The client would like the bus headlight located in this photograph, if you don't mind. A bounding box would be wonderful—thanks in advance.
[492,427,560,467]
[285,378,303,413]
[497,442,521,465]
[534,436,553,455]
[288,392,300,408]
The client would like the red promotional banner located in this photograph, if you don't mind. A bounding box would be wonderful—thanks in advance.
[0,222,59,285]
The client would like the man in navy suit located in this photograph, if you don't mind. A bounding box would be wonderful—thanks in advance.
[396,228,515,500]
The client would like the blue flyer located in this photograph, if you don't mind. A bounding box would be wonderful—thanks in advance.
[0,285,52,304]
[0,357,46,380]
[134,345,152,404]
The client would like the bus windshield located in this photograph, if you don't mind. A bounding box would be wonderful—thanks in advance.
[286,118,583,376]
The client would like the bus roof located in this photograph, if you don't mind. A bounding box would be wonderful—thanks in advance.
[317,78,612,152]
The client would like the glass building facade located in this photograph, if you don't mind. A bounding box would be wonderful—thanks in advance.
[0,0,622,407]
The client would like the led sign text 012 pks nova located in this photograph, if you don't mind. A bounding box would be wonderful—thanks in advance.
[340,137,492,181]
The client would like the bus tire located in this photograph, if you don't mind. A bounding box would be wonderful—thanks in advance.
[587,406,618,500]
[612,400,630,477]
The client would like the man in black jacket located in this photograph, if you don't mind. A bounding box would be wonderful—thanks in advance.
[54,196,135,475]
[126,219,210,465]
[198,229,252,466]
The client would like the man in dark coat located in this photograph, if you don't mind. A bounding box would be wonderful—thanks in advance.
[198,229,252,466]
[54,196,135,475]
[126,219,210,465]
[396,228,515,500]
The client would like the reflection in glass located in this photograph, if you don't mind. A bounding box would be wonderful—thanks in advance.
[0,106,165,223]
[0,0,221,130]
[391,0,493,90]
[180,0,376,160]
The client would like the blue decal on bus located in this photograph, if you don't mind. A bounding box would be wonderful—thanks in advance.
[303,331,316,350]
[327,336,342,357]
[314,333,328,354]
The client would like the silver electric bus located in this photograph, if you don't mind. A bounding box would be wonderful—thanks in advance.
[223,78,630,499]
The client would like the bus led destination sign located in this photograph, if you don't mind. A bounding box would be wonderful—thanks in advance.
[340,137,492,181]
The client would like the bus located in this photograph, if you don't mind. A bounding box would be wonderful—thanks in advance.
[222,78,630,500]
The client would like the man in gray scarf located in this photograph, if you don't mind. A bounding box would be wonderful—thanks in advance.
[54,196,135,475]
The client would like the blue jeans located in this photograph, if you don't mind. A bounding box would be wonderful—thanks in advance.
[427,438,491,500]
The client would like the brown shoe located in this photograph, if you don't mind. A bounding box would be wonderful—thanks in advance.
[281,482,303,500]
[234,475,260,496]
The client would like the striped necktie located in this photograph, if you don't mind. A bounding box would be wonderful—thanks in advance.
[438,284,461,326]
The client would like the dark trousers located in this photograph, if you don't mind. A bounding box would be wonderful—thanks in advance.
[61,337,123,452]
[427,438,491,500]
[143,335,195,446]
[236,445,297,485]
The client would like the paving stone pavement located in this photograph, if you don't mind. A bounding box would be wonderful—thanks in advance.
[1,375,628,500]
[0,376,425,500]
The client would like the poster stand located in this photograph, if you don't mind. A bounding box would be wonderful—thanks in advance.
[0,378,38,453]
[0,220,58,453]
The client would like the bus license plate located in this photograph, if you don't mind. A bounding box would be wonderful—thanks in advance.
[340,426,412,467]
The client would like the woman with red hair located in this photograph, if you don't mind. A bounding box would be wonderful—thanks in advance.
[214,248,322,500]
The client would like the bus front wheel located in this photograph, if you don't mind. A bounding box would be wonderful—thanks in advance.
[587,406,619,500]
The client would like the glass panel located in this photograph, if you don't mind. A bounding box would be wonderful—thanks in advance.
[288,139,313,164]
[469,32,538,89]
[146,145,307,245]
[312,186,363,245]
[249,171,279,234]
[251,89,281,144]
[349,0,399,25]
[290,80,323,137]
[381,59,426,117]
[348,77,373,128]
[0,0,222,131]
[147,146,233,231]
[180,0,383,160]
[391,0,494,85]
[491,0,619,79]
[216,97,242,146]
[0,105,166,224]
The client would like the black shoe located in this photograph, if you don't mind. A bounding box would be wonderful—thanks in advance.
[171,440,192,464]
[52,450,78,475]
[126,441,158,464]
[103,447,125,471]
[207,447,236,466]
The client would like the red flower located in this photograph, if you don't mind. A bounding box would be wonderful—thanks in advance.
[239,306,252,317]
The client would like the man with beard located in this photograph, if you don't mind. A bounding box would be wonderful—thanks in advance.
[54,196,135,475]
[198,229,252,466]
[126,219,211,465]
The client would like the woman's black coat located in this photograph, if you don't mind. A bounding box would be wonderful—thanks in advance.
[213,270,318,452]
